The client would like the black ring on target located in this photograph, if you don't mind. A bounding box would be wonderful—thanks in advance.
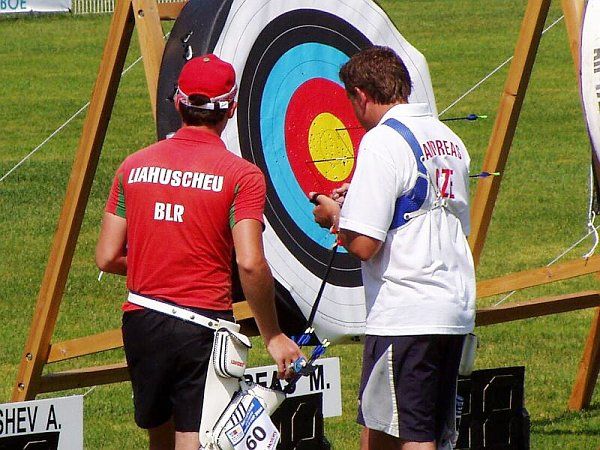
[237,9,371,287]
[157,0,234,140]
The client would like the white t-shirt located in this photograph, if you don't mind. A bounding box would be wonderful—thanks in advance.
[339,103,476,336]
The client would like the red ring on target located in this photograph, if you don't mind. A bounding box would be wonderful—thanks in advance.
[285,78,363,196]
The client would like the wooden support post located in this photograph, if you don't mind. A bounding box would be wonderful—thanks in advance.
[11,0,136,402]
[132,0,166,119]
[569,308,600,410]
[468,0,551,267]
[561,0,584,72]
[561,0,600,411]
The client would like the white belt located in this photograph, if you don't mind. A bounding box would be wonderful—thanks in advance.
[127,291,221,331]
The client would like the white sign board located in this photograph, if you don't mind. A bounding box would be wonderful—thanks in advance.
[0,395,83,449]
[0,0,71,14]
[244,357,342,418]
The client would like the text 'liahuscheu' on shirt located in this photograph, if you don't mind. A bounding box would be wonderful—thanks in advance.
[104,126,266,312]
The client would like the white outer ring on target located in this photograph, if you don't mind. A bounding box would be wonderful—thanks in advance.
[212,0,438,343]
[581,0,600,161]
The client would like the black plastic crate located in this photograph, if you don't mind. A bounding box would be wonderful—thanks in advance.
[271,393,331,450]
[456,366,529,450]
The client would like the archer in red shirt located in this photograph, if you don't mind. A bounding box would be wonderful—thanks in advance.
[96,54,301,450]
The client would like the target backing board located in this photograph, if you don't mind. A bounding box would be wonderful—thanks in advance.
[157,0,437,343]
[581,0,600,167]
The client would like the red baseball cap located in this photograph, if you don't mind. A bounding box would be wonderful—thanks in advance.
[175,54,237,110]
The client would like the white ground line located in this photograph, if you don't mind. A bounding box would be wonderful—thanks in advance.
[0,52,144,183]
[83,385,97,397]
[493,223,600,307]
[439,15,565,117]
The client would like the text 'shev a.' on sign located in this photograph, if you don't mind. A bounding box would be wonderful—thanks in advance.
[0,395,83,449]
[243,357,341,418]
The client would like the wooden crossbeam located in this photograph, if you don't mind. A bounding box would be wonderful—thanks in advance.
[477,255,600,298]
[48,291,600,363]
[48,330,124,364]
[38,363,129,394]
[47,300,255,363]
[37,291,600,394]
[232,300,254,321]
[40,301,257,391]
[157,1,186,20]
[476,291,600,326]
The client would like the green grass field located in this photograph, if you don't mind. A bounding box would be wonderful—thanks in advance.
[1,1,599,448]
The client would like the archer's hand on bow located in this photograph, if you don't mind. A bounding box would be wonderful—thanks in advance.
[331,183,350,206]
[266,333,305,380]
[309,192,340,232]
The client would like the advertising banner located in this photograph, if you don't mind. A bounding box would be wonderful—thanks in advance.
[0,0,71,14]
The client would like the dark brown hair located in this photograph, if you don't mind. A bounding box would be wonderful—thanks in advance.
[179,94,228,126]
[339,46,412,104]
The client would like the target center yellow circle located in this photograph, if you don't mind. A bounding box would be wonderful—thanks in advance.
[308,112,354,182]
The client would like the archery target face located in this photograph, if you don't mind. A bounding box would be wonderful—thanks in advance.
[158,0,437,342]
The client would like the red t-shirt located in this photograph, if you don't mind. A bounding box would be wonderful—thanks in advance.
[105,127,266,312]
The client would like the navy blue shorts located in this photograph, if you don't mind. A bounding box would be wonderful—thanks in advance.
[357,334,464,444]
[122,306,233,431]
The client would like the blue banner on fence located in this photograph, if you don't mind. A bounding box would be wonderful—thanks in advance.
[0,0,71,14]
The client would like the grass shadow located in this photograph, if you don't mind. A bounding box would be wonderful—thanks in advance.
[530,403,600,437]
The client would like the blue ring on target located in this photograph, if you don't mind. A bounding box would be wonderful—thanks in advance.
[261,43,349,250]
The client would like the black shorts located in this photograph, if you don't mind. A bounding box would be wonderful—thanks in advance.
[122,306,234,431]
[357,334,464,444]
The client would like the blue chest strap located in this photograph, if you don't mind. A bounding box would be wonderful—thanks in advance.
[383,118,431,230]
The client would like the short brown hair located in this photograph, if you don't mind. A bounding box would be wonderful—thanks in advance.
[179,94,228,126]
[339,46,412,104]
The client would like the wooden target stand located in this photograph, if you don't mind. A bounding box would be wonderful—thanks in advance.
[10,0,600,413]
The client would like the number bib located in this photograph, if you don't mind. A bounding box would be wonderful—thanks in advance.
[224,397,280,450]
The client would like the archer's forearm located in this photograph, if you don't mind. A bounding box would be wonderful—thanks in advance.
[238,260,281,342]
[100,256,127,276]
[96,212,127,275]
[338,229,383,261]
